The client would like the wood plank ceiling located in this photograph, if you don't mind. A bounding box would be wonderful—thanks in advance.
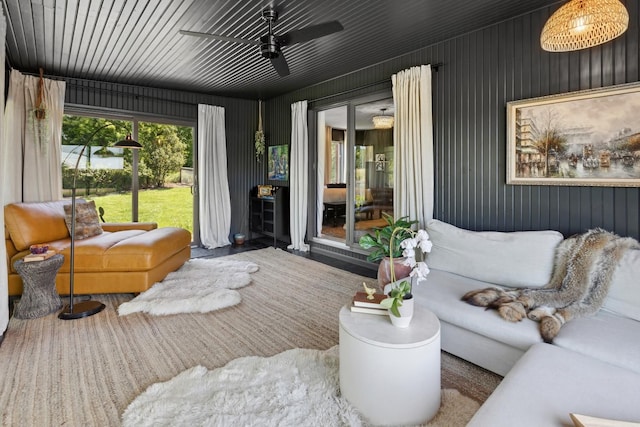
[2,0,561,99]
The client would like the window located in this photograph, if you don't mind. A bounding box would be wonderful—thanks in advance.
[61,113,195,240]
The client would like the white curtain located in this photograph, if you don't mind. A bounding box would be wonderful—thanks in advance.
[392,64,434,228]
[0,8,8,337]
[4,70,65,202]
[197,104,231,248]
[288,100,310,251]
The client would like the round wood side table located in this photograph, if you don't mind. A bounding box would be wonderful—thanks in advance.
[13,254,64,319]
[339,304,441,426]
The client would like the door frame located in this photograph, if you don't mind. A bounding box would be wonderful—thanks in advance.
[309,90,393,251]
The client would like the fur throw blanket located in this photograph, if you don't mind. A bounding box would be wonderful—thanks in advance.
[462,228,639,342]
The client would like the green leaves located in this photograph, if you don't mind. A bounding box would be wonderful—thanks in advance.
[358,213,418,262]
[382,280,412,317]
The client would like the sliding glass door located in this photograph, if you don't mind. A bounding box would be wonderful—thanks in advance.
[316,95,395,248]
[61,113,196,241]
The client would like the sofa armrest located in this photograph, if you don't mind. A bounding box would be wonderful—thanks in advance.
[101,222,158,232]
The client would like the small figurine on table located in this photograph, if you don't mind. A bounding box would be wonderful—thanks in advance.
[362,282,377,300]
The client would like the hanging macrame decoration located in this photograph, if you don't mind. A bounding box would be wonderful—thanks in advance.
[28,68,50,151]
[255,99,265,162]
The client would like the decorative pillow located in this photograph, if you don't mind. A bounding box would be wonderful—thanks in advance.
[63,200,103,240]
[602,248,640,321]
[425,219,564,288]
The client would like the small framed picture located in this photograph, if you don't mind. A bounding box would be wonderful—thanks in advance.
[268,145,289,181]
[257,185,273,198]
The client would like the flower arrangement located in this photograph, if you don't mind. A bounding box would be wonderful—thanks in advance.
[359,214,432,317]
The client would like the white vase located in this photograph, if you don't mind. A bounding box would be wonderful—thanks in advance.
[389,296,414,328]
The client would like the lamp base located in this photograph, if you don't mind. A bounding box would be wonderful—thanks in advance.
[58,300,106,320]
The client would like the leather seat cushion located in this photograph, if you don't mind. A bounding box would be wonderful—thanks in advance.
[47,227,191,273]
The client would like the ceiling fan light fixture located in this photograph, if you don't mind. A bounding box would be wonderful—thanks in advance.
[372,109,394,129]
[540,0,629,52]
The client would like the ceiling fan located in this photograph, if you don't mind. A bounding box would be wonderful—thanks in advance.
[179,7,343,77]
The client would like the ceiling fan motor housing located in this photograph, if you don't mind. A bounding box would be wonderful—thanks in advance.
[260,34,281,58]
[260,8,281,58]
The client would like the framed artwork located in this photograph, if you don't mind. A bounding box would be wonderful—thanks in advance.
[506,82,640,187]
[257,185,273,198]
[268,145,289,181]
[375,153,386,171]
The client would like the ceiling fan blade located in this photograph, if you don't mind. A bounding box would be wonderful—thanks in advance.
[179,30,260,46]
[279,21,343,46]
[270,53,290,77]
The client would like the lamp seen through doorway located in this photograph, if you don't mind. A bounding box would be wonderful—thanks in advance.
[372,108,394,129]
[59,125,141,320]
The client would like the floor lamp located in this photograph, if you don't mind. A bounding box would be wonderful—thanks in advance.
[59,126,142,320]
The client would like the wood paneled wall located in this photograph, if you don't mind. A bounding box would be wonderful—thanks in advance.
[266,1,640,240]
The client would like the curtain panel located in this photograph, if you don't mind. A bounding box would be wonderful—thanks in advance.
[197,104,232,248]
[288,100,310,251]
[0,8,7,337]
[392,64,434,228]
[4,70,65,203]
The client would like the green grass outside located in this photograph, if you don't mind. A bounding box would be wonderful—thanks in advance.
[88,186,193,234]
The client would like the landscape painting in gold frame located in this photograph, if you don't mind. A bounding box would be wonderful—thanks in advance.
[506,82,640,187]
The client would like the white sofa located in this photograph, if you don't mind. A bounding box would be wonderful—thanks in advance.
[413,219,640,427]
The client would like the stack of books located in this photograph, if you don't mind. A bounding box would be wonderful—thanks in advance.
[24,250,57,263]
[350,291,388,316]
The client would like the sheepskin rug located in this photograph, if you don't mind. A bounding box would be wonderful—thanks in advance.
[121,346,362,427]
[121,346,479,427]
[117,258,259,316]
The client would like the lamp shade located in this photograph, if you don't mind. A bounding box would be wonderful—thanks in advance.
[372,109,394,129]
[540,0,629,52]
[114,133,142,149]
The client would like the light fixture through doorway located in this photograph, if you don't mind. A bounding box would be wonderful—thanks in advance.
[540,0,629,52]
[372,108,394,129]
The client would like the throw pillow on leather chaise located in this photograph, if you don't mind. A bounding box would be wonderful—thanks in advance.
[5,200,191,296]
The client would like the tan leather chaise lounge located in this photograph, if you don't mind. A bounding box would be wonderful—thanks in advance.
[5,200,191,296]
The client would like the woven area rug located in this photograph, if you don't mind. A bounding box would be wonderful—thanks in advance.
[122,346,479,427]
[118,257,259,316]
[0,247,501,426]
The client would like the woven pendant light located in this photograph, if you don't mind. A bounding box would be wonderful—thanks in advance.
[541,0,629,52]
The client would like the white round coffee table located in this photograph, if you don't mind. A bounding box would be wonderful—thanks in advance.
[339,304,441,426]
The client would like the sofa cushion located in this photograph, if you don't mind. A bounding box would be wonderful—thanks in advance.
[468,343,640,427]
[63,200,103,240]
[413,268,543,351]
[425,219,564,288]
[55,227,192,273]
[602,248,640,321]
[553,310,640,375]
[4,201,71,251]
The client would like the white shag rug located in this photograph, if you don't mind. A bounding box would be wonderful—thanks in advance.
[121,346,479,427]
[118,258,259,316]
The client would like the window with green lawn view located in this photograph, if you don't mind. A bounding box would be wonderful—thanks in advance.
[61,114,195,238]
